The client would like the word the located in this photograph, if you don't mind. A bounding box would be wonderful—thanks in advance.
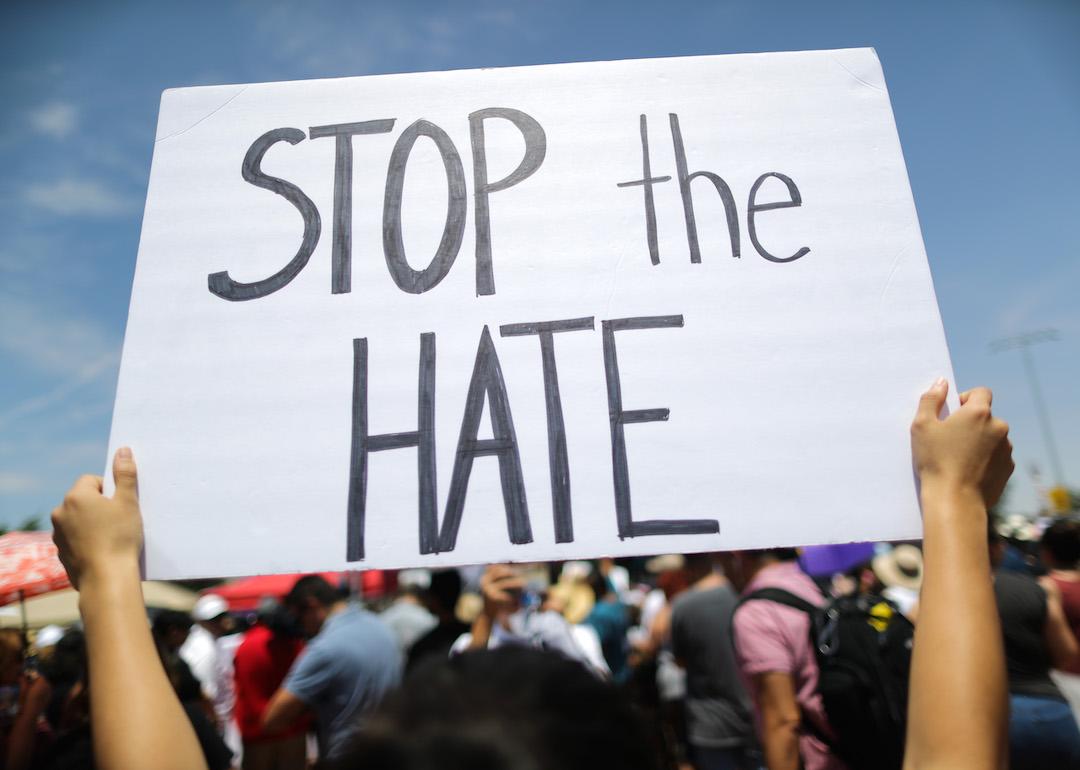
[618,113,810,266]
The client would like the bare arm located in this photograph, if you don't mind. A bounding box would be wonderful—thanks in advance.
[261,688,309,735]
[904,382,1012,770]
[468,565,525,651]
[6,674,52,770]
[649,603,672,652]
[1040,578,1080,674]
[52,449,208,770]
[752,672,801,770]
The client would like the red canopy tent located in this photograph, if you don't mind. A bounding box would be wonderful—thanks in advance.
[206,570,391,611]
[0,531,71,607]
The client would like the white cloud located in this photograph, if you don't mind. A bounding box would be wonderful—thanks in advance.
[24,178,134,216]
[28,101,78,139]
[0,293,119,376]
[0,351,119,431]
[474,8,519,27]
[251,1,493,76]
[994,259,1080,337]
[0,472,41,494]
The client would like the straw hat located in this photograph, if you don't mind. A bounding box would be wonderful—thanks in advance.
[645,554,685,574]
[871,545,924,592]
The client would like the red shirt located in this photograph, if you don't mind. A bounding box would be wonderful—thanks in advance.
[233,624,308,742]
[1050,574,1080,644]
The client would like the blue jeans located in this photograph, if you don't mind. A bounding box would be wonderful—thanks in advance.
[1008,693,1080,770]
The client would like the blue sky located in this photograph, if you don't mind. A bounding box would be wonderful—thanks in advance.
[1,0,1077,529]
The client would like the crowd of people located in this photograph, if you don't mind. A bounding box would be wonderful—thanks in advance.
[2,380,1079,769]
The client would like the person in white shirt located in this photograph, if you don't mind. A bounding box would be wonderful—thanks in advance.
[181,594,239,738]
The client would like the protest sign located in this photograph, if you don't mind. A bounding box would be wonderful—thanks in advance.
[107,48,955,579]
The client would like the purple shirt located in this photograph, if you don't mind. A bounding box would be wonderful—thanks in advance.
[733,561,846,770]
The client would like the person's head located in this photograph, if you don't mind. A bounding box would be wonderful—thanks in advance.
[40,628,87,689]
[40,629,90,730]
[1041,519,1080,571]
[330,646,659,770]
[721,548,799,592]
[0,628,24,685]
[285,575,341,638]
[257,596,303,638]
[191,594,233,637]
[682,552,715,583]
[426,570,463,620]
[871,544,924,594]
[585,569,613,603]
[152,609,193,652]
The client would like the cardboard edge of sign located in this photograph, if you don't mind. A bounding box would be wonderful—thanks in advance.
[116,44,950,583]
[152,46,885,142]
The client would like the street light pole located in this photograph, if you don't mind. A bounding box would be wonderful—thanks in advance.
[989,329,1064,485]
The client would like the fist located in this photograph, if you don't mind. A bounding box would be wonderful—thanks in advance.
[911,380,1014,509]
[51,448,144,588]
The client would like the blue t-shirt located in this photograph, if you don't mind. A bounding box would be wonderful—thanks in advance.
[284,604,402,758]
[585,599,630,682]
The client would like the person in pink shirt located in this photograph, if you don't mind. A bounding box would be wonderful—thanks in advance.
[724,549,844,770]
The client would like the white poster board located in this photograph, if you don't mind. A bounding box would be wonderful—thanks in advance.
[108,48,955,579]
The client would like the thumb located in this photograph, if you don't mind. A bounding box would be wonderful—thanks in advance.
[112,446,139,503]
[916,377,948,422]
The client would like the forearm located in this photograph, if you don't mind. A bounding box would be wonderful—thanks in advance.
[468,612,494,650]
[79,560,208,770]
[6,696,46,770]
[904,485,1006,770]
[761,722,800,770]
[262,690,304,735]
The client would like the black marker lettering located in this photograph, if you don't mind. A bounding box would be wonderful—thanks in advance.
[747,172,810,263]
[438,326,531,552]
[308,120,396,295]
[601,315,720,539]
[208,128,321,301]
[383,120,467,294]
[616,115,671,265]
[500,316,594,543]
[669,113,740,262]
[346,334,437,561]
[469,108,547,296]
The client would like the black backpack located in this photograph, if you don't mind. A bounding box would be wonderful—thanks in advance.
[737,588,914,770]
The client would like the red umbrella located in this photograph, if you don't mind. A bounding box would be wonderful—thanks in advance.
[207,571,391,612]
[0,531,71,607]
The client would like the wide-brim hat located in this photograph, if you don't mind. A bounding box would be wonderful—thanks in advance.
[645,554,685,574]
[872,544,924,592]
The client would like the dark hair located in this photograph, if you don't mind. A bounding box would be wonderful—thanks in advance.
[40,629,89,732]
[586,569,611,602]
[40,629,86,689]
[682,552,713,574]
[427,570,463,615]
[747,548,798,562]
[330,647,659,770]
[285,574,338,610]
[1042,519,1080,568]
[152,609,193,637]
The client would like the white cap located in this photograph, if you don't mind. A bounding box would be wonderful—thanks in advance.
[34,625,64,648]
[192,594,229,622]
[398,569,432,589]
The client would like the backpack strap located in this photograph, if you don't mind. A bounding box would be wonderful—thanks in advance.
[735,587,820,616]
[734,587,840,757]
